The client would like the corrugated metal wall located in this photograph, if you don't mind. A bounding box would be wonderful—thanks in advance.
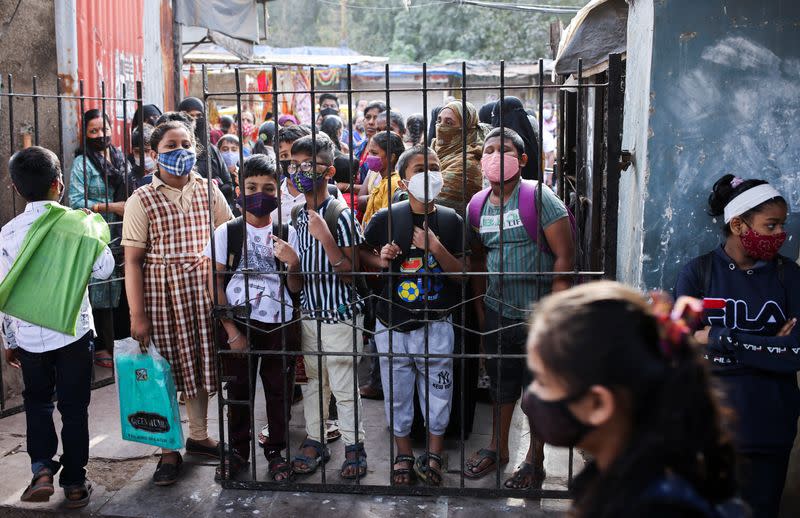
[74,0,144,145]
[57,0,172,175]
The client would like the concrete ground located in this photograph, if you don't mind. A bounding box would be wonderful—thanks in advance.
[2,361,799,517]
[0,361,575,517]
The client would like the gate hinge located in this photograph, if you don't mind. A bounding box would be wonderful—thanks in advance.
[619,150,632,171]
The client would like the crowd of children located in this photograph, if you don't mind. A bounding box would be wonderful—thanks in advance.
[0,92,796,517]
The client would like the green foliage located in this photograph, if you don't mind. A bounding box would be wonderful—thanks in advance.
[266,0,587,62]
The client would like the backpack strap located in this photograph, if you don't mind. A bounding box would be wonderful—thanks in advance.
[290,203,303,229]
[467,187,492,232]
[224,217,245,291]
[517,179,542,247]
[327,183,339,198]
[699,251,714,299]
[387,201,414,254]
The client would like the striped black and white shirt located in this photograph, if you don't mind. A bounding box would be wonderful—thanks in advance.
[295,196,365,323]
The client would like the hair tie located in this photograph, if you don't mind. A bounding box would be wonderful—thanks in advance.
[730,177,744,189]
[649,292,704,360]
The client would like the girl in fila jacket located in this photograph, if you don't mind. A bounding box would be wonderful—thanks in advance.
[675,174,800,518]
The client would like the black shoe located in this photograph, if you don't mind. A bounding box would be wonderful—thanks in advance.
[185,438,222,459]
[359,384,384,400]
[153,453,183,486]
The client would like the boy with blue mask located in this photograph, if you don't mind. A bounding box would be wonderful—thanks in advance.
[122,121,233,486]
[1,146,115,508]
[360,145,465,486]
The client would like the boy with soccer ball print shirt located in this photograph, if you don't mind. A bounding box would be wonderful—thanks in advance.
[361,146,465,487]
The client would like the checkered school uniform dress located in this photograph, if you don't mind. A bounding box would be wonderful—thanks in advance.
[138,179,216,398]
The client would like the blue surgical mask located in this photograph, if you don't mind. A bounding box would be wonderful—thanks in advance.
[221,151,238,168]
[157,148,196,176]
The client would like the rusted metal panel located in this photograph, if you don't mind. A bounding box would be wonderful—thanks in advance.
[143,0,166,109]
[158,0,176,110]
[74,0,144,145]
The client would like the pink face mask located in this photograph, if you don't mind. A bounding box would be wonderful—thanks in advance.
[481,152,520,183]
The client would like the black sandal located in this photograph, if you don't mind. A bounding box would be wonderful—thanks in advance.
[268,455,294,482]
[20,468,55,502]
[415,452,445,487]
[292,439,330,475]
[153,452,183,486]
[214,451,248,481]
[64,481,93,509]
[503,462,546,490]
[340,443,368,480]
[463,448,508,479]
[391,454,417,486]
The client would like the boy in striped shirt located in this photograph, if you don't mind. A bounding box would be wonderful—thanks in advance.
[287,134,368,480]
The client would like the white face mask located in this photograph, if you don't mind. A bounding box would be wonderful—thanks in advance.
[134,155,157,172]
[406,170,443,202]
[542,108,553,120]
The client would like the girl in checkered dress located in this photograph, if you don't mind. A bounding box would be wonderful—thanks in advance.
[122,119,233,485]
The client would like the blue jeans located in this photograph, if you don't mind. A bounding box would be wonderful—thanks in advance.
[17,332,93,487]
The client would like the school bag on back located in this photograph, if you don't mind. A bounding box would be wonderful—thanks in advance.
[467,179,576,255]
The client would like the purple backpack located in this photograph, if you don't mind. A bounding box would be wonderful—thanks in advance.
[467,180,576,254]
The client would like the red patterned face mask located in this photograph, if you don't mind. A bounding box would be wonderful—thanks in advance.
[740,228,786,261]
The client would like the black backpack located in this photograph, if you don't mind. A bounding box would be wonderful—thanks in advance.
[290,197,371,299]
[382,200,460,255]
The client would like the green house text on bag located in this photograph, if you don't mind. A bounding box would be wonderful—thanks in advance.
[114,339,184,450]
[0,203,109,335]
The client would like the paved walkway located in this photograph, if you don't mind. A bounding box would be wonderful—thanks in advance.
[0,372,575,517]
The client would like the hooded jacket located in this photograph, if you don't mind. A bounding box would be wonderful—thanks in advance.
[675,245,800,452]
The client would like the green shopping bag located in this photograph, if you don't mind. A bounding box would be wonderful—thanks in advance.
[0,203,109,335]
[114,338,184,450]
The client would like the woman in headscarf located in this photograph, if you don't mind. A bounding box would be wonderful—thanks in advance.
[68,109,128,368]
[432,100,483,214]
[491,96,540,181]
[131,103,162,132]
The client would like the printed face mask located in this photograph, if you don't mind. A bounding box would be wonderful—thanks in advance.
[157,148,197,177]
[406,170,443,202]
[523,390,594,448]
[365,154,384,172]
[291,170,326,193]
[87,136,111,152]
[740,227,787,261]
[481,152,520,183]
[238,191,278,218]
[221,151,238,168]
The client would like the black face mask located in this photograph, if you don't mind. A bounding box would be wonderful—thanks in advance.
[87,136,111,152]
[194,116,208,146]
[522,389,594,448]
[279,160,291,177]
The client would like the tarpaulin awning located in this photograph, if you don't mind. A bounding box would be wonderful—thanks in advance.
[553,0,628,77]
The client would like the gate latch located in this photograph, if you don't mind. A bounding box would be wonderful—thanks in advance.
[619,149,632,171]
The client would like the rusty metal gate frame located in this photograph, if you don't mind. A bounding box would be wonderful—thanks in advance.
[207,53,625,499]
[0,75,145,418]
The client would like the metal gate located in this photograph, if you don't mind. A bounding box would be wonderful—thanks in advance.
[206,53,625,498]
[0,75,144,418]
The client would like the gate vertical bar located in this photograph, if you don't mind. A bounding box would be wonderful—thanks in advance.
[604,53,623,280]
[8,74,16,215]
[32,76,40,145]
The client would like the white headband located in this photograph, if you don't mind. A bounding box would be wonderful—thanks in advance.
[723,184,783,223]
